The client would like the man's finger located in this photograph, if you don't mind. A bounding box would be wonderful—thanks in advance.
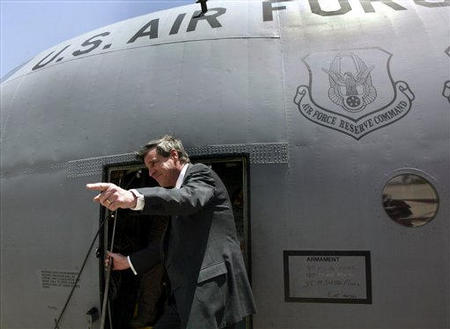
[105,251,113,268]
[86,183,113,191]
[93,193,102,202]
[98,190,113,205]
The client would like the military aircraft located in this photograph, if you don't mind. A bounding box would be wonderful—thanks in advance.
[1,0,449,328]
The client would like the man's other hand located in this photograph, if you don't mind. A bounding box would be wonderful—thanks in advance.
[105,251,130,271]
[86,182,137,211]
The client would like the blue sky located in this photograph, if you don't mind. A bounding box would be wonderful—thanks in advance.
[1,1,193,78]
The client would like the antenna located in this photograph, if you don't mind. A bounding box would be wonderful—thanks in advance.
[196,0,208,16]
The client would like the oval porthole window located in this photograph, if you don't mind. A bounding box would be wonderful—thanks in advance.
[382,174,439,227]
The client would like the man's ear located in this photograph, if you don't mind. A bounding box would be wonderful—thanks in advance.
[170,149,179,160]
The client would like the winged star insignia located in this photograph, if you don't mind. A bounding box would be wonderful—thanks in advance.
[323,53,377,113]
[442,46,450,103]
[294,48,415,140]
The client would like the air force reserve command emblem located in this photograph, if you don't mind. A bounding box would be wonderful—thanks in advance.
[294,48,414,140]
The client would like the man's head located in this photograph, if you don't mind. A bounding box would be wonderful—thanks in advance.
[136,135,190,187]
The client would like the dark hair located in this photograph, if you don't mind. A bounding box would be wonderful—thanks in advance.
[136,135,190,163]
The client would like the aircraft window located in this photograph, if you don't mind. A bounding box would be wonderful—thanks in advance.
[382,174,439,227]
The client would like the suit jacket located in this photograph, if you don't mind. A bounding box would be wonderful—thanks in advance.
[131,163,256,329]
[129,215,168,273]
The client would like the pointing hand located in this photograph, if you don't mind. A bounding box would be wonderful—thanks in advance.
[86,182,137,211]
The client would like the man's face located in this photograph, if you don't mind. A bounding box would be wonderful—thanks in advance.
[144,148,181,187]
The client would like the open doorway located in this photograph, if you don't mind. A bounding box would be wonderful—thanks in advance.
[100,155,251,329]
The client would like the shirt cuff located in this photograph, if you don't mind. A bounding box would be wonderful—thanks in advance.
[127,256,138,275]
[129,189,144,211]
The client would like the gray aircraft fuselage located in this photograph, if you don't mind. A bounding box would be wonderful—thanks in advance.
[1,0,449,328]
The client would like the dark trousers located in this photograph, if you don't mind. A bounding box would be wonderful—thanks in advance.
[154,295,242,329]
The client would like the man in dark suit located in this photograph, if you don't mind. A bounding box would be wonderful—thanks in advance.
[87,135,256,329]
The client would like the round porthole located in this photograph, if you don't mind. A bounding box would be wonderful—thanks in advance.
[382,174,439,227]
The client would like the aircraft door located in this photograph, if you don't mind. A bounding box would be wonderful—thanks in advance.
[100,155,251,329]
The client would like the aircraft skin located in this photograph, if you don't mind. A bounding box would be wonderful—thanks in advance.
[1,0,449,328]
